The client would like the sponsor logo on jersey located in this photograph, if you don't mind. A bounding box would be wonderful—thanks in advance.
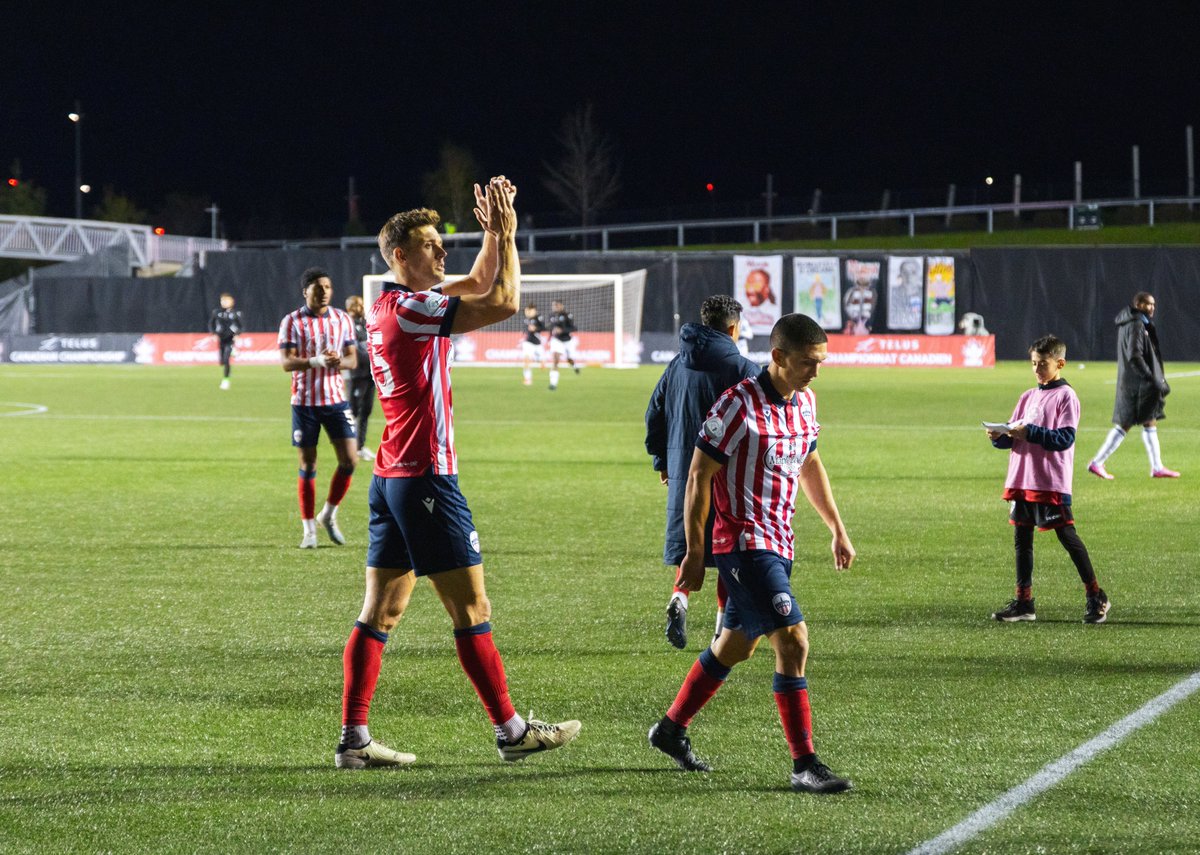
[772,593,792,616]
[763,438,804,476]
[704,417,725,441]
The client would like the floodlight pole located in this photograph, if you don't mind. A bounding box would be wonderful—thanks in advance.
[69,101,83,219]
[205,203,220,239]
[1187,125,1195,211]
[1132,145,1141,199]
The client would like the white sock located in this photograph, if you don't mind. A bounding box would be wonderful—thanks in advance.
[670,590,688,607]
[549,369,560,387]
[523,368,532,383]
[1093,426,1126,464]
[495,712,527,743]
[1142,426,1164,471]
[340,724,370,748]
[303,518,317,535]
[320,501,336,521]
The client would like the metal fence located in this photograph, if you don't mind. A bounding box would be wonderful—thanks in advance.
[235,195,1200,254]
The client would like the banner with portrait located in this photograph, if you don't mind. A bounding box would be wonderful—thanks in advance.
[733,255,783,335]
[886,256,924,331]
[924,256,957,335]
[792,257,842,330]
[842,259,880,335]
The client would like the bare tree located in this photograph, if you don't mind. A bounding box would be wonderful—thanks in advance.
[421,143,479,231]
[542,104,621,247]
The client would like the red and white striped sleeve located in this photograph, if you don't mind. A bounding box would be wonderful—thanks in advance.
[395,291,459,338]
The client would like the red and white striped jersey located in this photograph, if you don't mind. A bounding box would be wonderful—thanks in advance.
[278,306,357,406]
[367,284,461,477]
[697,372,821,560]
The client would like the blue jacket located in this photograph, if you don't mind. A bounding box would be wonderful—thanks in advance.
[644,323,760,564]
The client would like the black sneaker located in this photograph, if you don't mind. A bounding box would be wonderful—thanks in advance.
[1084,589,1110,624]
[791,758,853,794]
[992,598,1036,622]
[648,720,711,772]
[665,597,688,649]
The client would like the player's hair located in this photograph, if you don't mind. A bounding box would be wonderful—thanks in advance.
[770,313,827,351]
[1133,290,1153,305]
[1030,334,1067,358]
[219,292,233,300]
[301,267,330,289]
[525,303,538,311]
[700,294,743,331]
[378,208,441,267]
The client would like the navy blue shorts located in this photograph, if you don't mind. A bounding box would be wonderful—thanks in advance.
[367,473,482,575]
[291,402,356,447]
[715,549,804,639]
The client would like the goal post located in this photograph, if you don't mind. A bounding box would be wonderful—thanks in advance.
[362,271,646,367]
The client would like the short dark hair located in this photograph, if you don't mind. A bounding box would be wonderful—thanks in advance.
[301,267,331,289]
[1030,334,1066,358]
[700,294,743,331]
[770,313,827,351]
[378,208,441,267]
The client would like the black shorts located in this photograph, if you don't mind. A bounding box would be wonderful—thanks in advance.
[367,473,482,575]
[1009,497,1074,531]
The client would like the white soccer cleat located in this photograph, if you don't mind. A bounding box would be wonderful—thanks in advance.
[497,718,581,762]
[299,531,318,549]
[357,446,375,461]
[219,379,230,390]
[335,739,416,769]
[316,507,346,545]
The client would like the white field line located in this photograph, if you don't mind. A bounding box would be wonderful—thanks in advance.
[0,401,49,416]
[1103,369,1200,385]
[907,669,1200,855]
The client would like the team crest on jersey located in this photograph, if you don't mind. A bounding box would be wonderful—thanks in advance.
[469,530,480,554]
[703,416,725,441]
[772,593,793,616]
[800,405,814,422]
[763,438,804,476]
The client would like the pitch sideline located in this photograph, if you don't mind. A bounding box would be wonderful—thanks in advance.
[907,669,1200,855]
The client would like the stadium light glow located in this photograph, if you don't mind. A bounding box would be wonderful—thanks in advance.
[6,178,17,187]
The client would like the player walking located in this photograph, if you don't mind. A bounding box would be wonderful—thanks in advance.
[278,268,359,549]
[209,293,243,390]
[335,177,580,770]
[645,295,759,649]
[547,299,580,389]
[648,313,857,794]
[520,303,546,385]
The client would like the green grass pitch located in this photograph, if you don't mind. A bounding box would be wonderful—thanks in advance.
[1,360,1197,854]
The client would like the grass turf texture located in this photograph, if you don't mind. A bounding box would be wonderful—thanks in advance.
[1,362,1197,854]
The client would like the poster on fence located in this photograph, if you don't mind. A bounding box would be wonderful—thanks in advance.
[793,257,842,330]
[733,255,783,335]
[842,259,880,335]
[886,256,924,330]
[924,256,957,335]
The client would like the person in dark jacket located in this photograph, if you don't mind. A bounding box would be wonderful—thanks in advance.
[645,295,761,649]
[1088,292,1179,479]
[344,295,376,461]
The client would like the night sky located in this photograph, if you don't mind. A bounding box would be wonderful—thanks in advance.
[6,2,1198,239]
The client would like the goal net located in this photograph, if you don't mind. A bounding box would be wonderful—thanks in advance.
[362,272,646,367]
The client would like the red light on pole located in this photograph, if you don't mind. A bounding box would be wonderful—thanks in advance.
[153,227,166,235]
[705,182,714,192]
[6,178,17,187]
